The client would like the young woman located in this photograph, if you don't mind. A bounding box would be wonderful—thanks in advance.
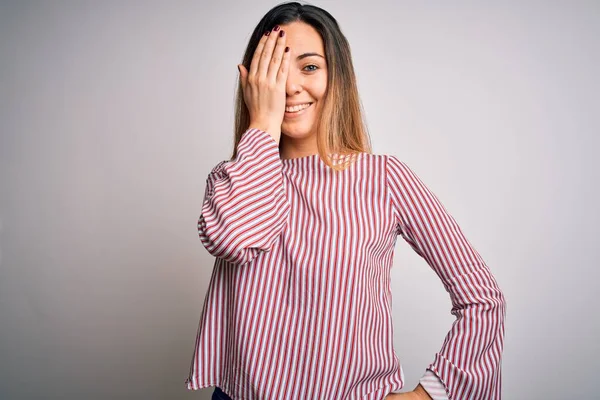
[186,2,506,399]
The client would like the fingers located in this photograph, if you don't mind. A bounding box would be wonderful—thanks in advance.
[257,26,280,79]
[276,45,291,86]
[244,25,289,90]
[267,29,287,81]
[249,30,270,82]
[237,64,245,91]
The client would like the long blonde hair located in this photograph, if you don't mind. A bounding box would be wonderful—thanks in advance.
[231,1,372,171]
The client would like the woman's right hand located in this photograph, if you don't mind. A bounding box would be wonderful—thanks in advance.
[238,25,291,144]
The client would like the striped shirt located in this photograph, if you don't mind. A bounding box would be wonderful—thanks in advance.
[185,128,506,399]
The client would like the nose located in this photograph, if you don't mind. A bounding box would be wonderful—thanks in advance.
[285,66,303,96]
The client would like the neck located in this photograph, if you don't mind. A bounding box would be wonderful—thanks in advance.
[279,133,319,160]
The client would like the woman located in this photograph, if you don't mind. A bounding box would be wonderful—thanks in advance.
[186,2,506,399]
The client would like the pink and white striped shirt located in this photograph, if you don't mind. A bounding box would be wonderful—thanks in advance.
[185,128,506,399]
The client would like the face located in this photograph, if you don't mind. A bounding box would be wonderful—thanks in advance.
[279,21,328,141]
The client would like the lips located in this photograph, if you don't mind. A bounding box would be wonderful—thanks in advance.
[284,102,313,119]
[285,102,313,113]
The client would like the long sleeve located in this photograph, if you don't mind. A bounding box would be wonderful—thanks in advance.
[420,369,449,400]
[385,155,506,400]
[198,127,291,265]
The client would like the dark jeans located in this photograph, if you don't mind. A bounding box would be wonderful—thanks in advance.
[212,386,233,400]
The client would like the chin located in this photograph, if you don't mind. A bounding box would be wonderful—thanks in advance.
[282,131,312,140]
[282,124,315,138]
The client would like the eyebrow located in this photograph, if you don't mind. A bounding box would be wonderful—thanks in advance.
[297,52,325,60]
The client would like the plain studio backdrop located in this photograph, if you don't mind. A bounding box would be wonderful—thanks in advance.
[1,1,598,399]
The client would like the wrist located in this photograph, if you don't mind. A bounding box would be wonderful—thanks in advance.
[248,121,278,133]
[248,122,281,145]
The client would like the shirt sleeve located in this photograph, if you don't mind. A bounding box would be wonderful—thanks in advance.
[385,155,506,400]
[197,128,291,265]
[419,369,449,400]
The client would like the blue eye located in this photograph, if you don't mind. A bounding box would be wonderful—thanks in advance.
[303,64,318,72]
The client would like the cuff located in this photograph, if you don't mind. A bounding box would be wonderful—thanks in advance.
[419,369,449,400]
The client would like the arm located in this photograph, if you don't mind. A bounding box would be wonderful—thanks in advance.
[198,127,291,265]
[385,155,506,400]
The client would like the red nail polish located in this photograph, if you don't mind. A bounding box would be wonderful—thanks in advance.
[279,30,285,37]
[264,30,270,36]
[285,46,290,52]
[273,25,280,31]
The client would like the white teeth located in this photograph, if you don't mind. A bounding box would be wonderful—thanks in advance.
[285,103,311,113]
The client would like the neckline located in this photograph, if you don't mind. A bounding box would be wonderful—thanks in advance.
[280,153,322,163]
[280,152,366,167]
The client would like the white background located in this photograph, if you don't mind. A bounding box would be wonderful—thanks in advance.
[1,1,598,398]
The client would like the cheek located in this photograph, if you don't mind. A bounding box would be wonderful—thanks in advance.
[318,76,328,99]
[312,82,328,101]
[304,73,327,100]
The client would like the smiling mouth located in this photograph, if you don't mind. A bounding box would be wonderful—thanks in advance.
[285,102,313,113]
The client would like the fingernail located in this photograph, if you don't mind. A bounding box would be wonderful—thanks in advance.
[273,25,280,31]
[264,30,270,36]
[285,46,290,52]
[279,30,285,37]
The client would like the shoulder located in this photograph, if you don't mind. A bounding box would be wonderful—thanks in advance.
[357,152,392,162]
[355,154,415,187]
[361,152,407,171]
[346,153,415,180]
[376,154,420,189]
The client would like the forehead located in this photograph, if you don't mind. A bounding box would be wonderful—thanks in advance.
[280,21,324,54]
